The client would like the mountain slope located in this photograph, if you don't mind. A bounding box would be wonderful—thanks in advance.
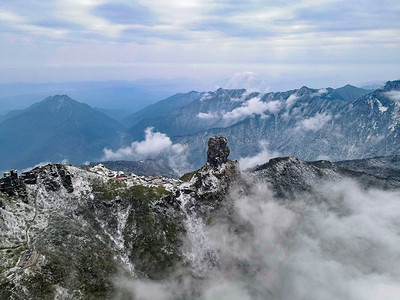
[123,91,203,131]
[0,95,124,170]
[127,86,348,141]
[2,136,400,299]
[334,84,371,101]
[171,81,400,169]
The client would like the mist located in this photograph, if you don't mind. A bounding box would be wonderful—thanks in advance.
[113,176,400,300]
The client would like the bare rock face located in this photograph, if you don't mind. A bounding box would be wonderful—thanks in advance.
[207,136,230,168]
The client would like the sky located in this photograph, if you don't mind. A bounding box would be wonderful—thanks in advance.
[0,0,400,91]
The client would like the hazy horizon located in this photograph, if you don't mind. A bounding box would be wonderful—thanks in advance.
[0,0,399,92]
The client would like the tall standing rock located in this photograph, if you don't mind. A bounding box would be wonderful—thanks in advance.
[207,136,230,168]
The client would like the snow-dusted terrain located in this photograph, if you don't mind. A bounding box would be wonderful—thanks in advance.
[1,136,400,299]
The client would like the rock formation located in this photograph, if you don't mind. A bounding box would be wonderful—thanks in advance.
[206,136,230,168]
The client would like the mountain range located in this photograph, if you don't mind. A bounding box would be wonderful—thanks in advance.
[2,136,400,298]
[3,81,400,173]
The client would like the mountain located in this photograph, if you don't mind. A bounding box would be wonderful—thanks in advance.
[0,80,200,114]
[94,108,133,122]
[360,81,386,90]
[2,80,400,173]
[127,86,348,140]
[334,155,400,180]
[0,95,125,170]
[2,136,400,299]
[334,84,371,101]
[123,90,204,134]
[86,159,179,178]
[169,80,400,168]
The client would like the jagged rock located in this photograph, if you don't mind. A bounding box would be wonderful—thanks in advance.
[181,136,240,205]
[252,156,400,199]
[20,172,37,184]
[206,136,230,168]
[56,164,74,193]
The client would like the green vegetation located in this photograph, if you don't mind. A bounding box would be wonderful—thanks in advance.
[91,179,169,204]
[91,179,185,279]
[180,170,196,182]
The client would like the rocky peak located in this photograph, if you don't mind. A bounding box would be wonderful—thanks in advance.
[383,80,400,91]
[206,136,230,168]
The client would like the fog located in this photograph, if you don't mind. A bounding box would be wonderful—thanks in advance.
[114,177,400,300]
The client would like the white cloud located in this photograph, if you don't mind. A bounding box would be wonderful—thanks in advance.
[225,71,270,93]
[56,0,128,38]
[60,159,69,165]
[115,179,400,299]
[197,112,219,119]
[0,9,67,38]
[223,97,282,121]
[238,140,281,170]
[102,127,189,175]
[103,127,180,160]
[296,112,332,131]
[282,93,300,119]
[312,88,328,97]
[286,93,299,108]
[230,91,250,102]
[199,93,213,101]
[384,90,400,102]
[1,0,400,87]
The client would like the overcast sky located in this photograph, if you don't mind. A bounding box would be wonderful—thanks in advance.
[0,0,399,90]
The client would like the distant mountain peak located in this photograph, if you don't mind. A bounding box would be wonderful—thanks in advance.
[383,80,400,91]
[41,95,79,107]
[335,84,371,101]
[44,94,73,102]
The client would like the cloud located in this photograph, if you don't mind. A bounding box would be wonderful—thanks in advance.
[0,0,400,87]
[282,93,300,119]
[296,112,332,131]
[311,88,328,97]
[197,112,219,119]
[0,8,67,38]
[114,177,400,299]
[286,93,299,108]
[384,90,400,102]
[224,71,270,93]
[238,140,281,170]
[223,97,282,121]
[199,93,213,101]
[102,127,189,175]
[103,127,174,160]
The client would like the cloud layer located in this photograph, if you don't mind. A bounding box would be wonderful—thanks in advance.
[238,140,281,170]
[0,1,399,86]
[384,90,400,102]
[115,178,400,299]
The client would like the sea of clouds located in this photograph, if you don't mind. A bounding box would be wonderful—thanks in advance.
[113,175,400,300]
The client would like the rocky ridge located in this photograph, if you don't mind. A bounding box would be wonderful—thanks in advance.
[1,136,400,299]
[0,136,240,299]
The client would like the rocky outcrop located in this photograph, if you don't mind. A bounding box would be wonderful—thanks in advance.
[35,164,74,193]
[206,136,230,168]
[252,156,400,199]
